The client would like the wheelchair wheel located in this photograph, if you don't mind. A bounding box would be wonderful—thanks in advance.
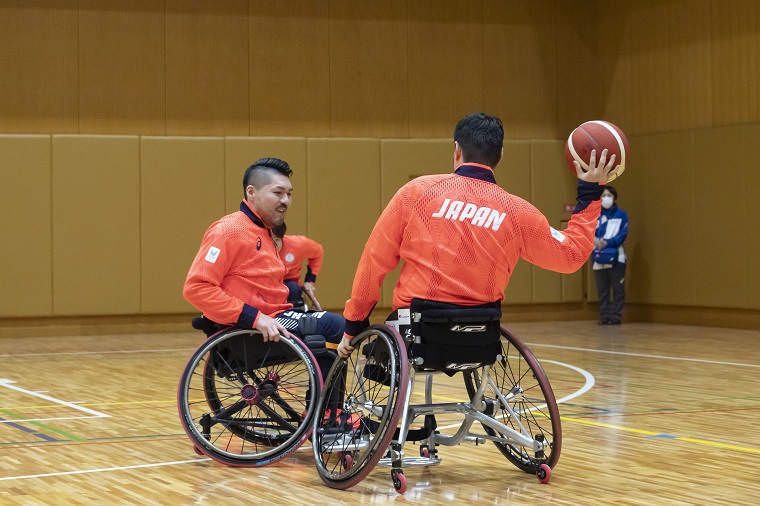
[178,327,321,467]
[463,326,561,473]
[312,324,409,489]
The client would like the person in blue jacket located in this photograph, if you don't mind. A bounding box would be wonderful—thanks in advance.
[592,186,628,325]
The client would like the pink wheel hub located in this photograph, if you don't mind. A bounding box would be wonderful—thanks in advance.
[240,384,261,406]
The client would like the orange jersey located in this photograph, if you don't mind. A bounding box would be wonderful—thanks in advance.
[344,164,602,324]
[183,200,291,328]
[279,235,323,283]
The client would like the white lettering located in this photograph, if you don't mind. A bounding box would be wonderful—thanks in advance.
[458,203,478,222]
[432,199,450,218]
[431,200,506,232]
[444,200,464,220]
[471,207,490,227]
[484,210,506,231]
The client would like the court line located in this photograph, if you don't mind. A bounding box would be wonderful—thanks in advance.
[0,378,110,421]
[526,343,760,368]
[560,416,760,454]
[0,348,194,358]
[0,458,211,482]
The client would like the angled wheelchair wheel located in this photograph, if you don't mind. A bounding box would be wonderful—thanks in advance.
[463,326,561,473]
[312,324,409,489]
[178,327,321,467]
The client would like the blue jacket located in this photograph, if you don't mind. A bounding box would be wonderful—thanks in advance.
[594,205,628,268]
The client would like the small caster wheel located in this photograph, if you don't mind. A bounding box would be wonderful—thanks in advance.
[537,463,552,484]
[341,452,353,471]
[392,470,407,494]
[193,445,203,456]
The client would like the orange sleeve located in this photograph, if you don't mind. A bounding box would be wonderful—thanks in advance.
[302,237,324,278]
[182,223,258,327]
[518,199,600,273]
[344,188,407,323]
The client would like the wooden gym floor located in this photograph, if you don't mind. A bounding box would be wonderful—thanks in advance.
[1,321,758,505]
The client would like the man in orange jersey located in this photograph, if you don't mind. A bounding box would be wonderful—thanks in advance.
[183,157,343,376]
[272,222,324,311]
[338,113,619,357]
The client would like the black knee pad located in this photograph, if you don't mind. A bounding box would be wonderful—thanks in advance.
[298,315,319,336]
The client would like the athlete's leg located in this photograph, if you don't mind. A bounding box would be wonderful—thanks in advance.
[276,310,344,380]
[595,268,613,323]
[609,267,626,324]
[284,280,303,306]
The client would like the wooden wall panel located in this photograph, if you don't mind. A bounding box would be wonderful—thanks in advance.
[745,124,760,309]
[378,139,452,308]
[307,139,381,311]
[609,134,647,306]
[598,0,633,130]
[0,136,52,317]
[500,141,533,304]
[140,137,225,313]
[555,1,602,137]
[0,0,78,134]
[711,0,759,126]
[165,1,249,136]
[642,130,695,305]
[693,126,745,307]
[407,0,484,138]
[78,0,165,135]
[668,0,711,131]
[249,0,330,137]
[224,137,308,234]
[529,140,577,303]
[329,0,408,138]
[483,0,558,140]
[52,136,140,315]
[628,1,672,135]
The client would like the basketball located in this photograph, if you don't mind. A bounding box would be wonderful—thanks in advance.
[564,120,629,183]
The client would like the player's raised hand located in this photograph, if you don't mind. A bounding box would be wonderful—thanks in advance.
[575,149,619,183]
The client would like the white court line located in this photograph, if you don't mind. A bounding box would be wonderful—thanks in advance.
[0,348,194,358]
[526,343,760,368]
[437,359,594,431]
[0,378,110,420]
[0,458,210,481]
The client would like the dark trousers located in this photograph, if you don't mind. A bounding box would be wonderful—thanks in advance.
[275,309,344,380]
[594,267,626,322]
[284,280,302,305]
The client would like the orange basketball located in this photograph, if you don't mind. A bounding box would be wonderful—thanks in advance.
[564,120,629,183]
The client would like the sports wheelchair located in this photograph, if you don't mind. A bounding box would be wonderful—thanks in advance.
[177,316,328,467]
[311,299,561,493]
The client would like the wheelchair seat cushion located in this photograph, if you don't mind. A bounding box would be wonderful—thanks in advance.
[409,298,502,372]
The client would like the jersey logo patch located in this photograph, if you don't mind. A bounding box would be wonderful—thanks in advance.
[285,253,295,262]
[431,198,506,231]
[550,227,566,243]
[205,246,221,263]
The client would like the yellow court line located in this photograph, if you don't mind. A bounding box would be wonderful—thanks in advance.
[561,416,760,454]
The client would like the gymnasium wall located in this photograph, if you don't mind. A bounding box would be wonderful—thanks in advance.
[0,134,582,318]
[3,1,760,327]
[0,0,596,139]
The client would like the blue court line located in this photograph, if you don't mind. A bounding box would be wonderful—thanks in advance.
[0,416,59,442]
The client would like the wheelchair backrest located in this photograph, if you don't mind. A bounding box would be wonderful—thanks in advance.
[407,298,502,372]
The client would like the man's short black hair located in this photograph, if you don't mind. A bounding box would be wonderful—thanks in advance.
[605,185,618,200]
[243,157,293,195]
[271,222,287,239]
[454,113,504,168]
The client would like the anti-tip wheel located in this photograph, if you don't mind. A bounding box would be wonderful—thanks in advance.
[392,471,407,494]
[537,463,552,484]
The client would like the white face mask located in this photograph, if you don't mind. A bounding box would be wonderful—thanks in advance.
[601,196,614,209]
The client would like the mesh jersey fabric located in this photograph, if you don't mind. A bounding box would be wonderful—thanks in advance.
[183,200,291,326]
[344,166,601,324]
[279,235,323,282]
